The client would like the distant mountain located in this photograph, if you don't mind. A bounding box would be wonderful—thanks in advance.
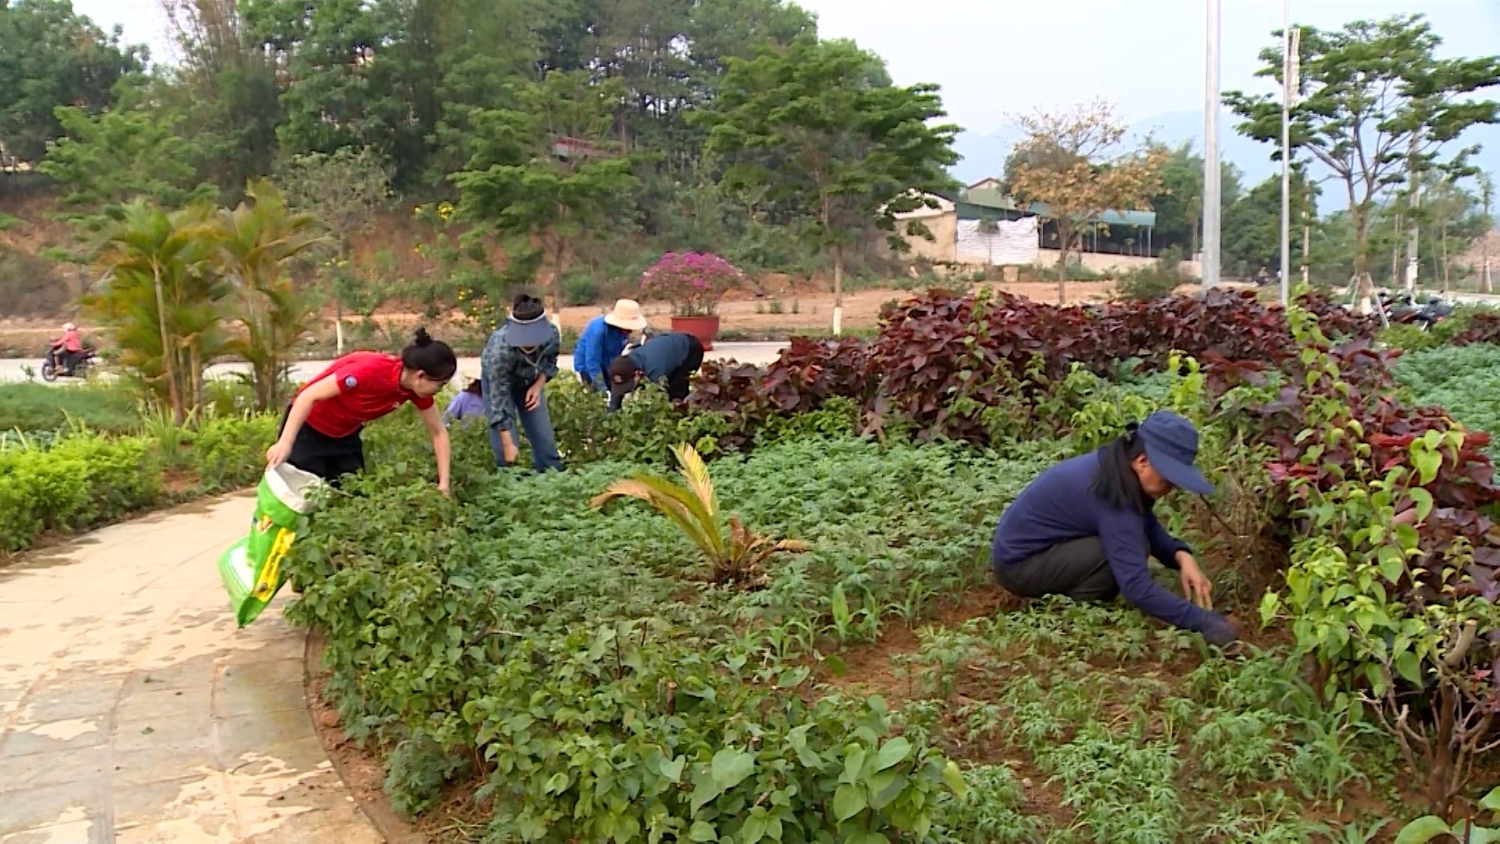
[951,110,1500,200]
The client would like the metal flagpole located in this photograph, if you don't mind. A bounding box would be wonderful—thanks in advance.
[1203,0,1222,288]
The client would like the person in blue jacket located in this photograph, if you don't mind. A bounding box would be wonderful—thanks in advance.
[573,299,649,391]
[990,411,1239,646]
[606,331,705,411]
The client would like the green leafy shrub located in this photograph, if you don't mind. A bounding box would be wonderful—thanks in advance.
[1114,247,1187,301]
[0,411,281,553]
[1394,344,1500,454]
[188,412,280,491]
[0,432,162,551]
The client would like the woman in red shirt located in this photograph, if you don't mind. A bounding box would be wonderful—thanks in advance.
[265,328,459,493]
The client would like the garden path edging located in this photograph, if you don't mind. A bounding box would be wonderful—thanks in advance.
[304,630,429,844]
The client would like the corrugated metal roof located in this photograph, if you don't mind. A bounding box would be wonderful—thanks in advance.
[959,186,1156,228]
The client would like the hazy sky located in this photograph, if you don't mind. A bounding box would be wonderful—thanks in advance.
[76,0,1500,137]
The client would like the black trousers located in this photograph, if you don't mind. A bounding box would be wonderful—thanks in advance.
[992,537,1119,602]
[278,408,364,484]
[665,335,706,400]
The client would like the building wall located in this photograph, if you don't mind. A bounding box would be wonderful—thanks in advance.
[891,208,1204,280]
[894,210,958,263]
[1047,249,1204,280]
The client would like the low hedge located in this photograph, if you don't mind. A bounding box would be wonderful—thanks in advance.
[0,413,279,553]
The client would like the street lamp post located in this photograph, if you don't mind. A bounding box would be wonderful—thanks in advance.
[1279,0,1298,305]
[1203,0,1222,288]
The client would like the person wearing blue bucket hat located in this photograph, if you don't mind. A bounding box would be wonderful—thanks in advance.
[480,294,564,472]
[990,410,1239,647]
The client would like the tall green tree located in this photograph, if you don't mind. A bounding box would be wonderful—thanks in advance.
[1147,142,1243,255]
[277,146,393,353]
[160,0,283,199]
[39,77,218,227]
[452,70,640,317]
[1225,14,1500,298]
[0,0,145,162]
[1221,171,1316,277]
[698,38,958,331]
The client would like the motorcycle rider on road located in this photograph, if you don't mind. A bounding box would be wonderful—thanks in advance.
[50,323,85,374]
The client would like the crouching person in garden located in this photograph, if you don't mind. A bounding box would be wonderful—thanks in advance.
[606,331,705,411]
[265,327,457,493]
[573,299,649,391]
[480,294,564,472]
[990,411,1239,647]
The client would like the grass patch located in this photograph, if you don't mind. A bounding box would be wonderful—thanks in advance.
[0,381,143,435]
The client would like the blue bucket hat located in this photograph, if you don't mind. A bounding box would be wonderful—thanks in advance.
[1135,411,1215,495]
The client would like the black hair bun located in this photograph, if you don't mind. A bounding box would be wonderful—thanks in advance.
[413,327,433,346]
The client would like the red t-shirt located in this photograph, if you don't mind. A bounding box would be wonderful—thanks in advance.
[299,352,434,438]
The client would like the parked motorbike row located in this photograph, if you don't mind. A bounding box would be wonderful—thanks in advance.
[1372,291,1457,332]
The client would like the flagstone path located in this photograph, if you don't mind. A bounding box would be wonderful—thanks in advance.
[0,493,382,844]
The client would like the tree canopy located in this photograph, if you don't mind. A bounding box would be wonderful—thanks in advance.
[1226,13,1500,289]
[697,37,959,326]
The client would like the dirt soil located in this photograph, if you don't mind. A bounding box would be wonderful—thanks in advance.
[305,633,432,844]
[0,281,1136,355]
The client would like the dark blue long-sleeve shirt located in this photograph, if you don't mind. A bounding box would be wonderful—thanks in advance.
[628,331,693,381]
[992,450,1209,632]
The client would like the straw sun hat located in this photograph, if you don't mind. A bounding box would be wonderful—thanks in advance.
[603,299,649,332]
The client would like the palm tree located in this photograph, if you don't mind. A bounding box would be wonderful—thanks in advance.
[216,180,327,410]
[87,200,228,422]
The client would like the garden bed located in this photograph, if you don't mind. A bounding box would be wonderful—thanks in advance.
[286,289,1500,842]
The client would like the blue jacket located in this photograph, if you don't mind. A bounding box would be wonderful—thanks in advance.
[573,316,629,390]
[992,450,1208,632]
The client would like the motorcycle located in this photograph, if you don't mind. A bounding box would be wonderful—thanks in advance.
[1378,292,1455,332]
[41,346,97,382]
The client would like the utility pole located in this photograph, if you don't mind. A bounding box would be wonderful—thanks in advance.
[1301,208,1311,286]
[1202,0,1222,288]
[1279,2,1298,306]
[1482,174,1494,294]
[1404,133,1421,295]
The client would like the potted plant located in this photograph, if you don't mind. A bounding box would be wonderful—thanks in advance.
[640,251,744,350]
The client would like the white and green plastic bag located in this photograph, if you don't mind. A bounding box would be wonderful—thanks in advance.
[218,463,325,627]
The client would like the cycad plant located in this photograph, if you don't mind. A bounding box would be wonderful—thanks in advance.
[590,443,808,586]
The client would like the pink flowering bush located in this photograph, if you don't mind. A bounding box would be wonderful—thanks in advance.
[640,251,745,316]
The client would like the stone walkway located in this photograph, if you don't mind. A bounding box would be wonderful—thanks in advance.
[0,494,381,844]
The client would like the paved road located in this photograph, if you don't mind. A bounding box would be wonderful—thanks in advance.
[0,494,381,843]
[0,341,791,385]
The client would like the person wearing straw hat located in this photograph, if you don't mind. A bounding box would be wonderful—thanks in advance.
[480,294,564,472]
[574,299,649,392]
[990,411,1239,647]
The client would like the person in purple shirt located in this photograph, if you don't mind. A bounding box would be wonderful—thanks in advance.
[991,410,1239,646]
[442,379,485,426]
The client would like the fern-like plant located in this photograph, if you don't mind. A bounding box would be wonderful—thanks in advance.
[590,442,808,585]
